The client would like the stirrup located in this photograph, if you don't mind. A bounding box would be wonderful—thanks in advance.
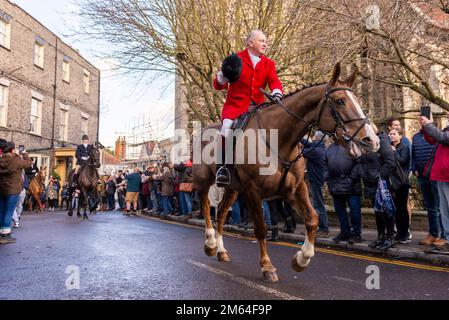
[216,166,231,187]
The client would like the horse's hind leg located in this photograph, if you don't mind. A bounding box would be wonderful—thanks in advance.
[244,189,279,282]
[216,188,238,262]
[291,181,318,272]
[199,188,217,257]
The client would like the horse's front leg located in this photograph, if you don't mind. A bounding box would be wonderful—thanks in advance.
[244,189,279,282]
[198,188,217,257]
[215,188,238,262]
[291,181,318,272]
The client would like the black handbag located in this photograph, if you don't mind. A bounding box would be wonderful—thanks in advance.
[388,161,410,192]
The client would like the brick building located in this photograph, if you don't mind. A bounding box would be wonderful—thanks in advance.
[0,0,100,183]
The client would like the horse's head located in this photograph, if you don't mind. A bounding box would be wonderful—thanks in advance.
[89,146,101,168]
[317,63,379,158]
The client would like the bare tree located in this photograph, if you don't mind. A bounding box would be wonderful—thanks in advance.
[299,0,449,112]
[77,0,333,125]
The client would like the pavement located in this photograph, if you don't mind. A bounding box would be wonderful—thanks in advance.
[1,209,449,300]
[143,210,449,266]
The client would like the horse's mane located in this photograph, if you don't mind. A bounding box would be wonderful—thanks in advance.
[258,82,327,108]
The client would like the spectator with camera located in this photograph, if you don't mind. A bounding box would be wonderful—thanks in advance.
[0,141,33,244]
[412,107,443,246]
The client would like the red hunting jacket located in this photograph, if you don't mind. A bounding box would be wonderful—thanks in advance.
[213,49,283,120]
[423,123,449,182]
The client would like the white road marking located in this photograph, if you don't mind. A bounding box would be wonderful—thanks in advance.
[332,276,360,284]
[187,259,303,300]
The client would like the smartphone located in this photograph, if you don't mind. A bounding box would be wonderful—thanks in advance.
[18,145,25,153]
[420,106,431,119]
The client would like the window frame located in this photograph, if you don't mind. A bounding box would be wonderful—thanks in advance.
[30,97,42,135]
[83,69,90,94]
[81,114,89,136]
[62,60,70,83]
[0,84,8,127]
[59,108,69,142]
[0,18,11,50]
[34,42,44,68]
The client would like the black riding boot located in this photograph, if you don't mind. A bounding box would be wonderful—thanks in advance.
[282,217,295,233]
[216,137,231,187]
[88,197,96,211]
[71,173,79,187]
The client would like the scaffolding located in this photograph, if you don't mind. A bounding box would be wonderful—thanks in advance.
[115,108,175,162]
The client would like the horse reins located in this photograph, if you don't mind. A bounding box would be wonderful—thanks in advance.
[257,86,368,194]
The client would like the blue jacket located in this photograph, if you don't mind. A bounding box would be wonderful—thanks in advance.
[411,130,435,178]
[324,143,361,195]
[125,173,141,193]
[301,138,326,186]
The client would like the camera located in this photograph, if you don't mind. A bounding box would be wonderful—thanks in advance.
[18,145,25,154]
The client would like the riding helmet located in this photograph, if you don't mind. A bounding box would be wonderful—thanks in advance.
[221,54,242,83]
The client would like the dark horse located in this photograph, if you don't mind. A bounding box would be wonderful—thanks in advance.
[193,63,380,282]
[67,147,100,220]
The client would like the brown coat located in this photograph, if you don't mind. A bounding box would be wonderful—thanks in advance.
[160,172,174,197]
[0,153,33,195]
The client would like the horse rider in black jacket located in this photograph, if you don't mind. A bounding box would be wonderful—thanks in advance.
[73,135,94,180]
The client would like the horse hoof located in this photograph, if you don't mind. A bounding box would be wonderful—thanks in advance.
[204,245,217,257]
[262,270,279,283]
[291,253,308,273]
[68,211,73,217]
[217,252,231,262]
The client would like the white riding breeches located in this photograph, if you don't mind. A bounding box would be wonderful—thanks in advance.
[220,119,233,138]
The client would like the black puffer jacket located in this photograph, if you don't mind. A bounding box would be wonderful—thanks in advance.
[324,143,361,195]
[359,132,396,199]
[394,140,411,173]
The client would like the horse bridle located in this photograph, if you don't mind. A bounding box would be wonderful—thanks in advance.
[86,148,100,168]
[263,86,368,144]
[317,86,369,143]
[258,86,369,194]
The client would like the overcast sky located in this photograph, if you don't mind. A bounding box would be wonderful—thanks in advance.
[13,0,175,148]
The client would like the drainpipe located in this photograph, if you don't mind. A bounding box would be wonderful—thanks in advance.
[97,70,101,144]
[50,37,58,176]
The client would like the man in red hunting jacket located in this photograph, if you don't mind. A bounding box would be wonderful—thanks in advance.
[213,30,284,186]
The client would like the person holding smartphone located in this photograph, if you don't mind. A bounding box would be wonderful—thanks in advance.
[0,141,33,243]
[412,107,443,246]
[421,112,449,254]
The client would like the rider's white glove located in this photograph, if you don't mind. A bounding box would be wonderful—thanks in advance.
[216,71,229,85]
[81,156,88,161]
[271,89,283,103]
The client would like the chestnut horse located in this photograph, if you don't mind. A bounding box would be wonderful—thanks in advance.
[26,166,46,213]
[193,63,380,282]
